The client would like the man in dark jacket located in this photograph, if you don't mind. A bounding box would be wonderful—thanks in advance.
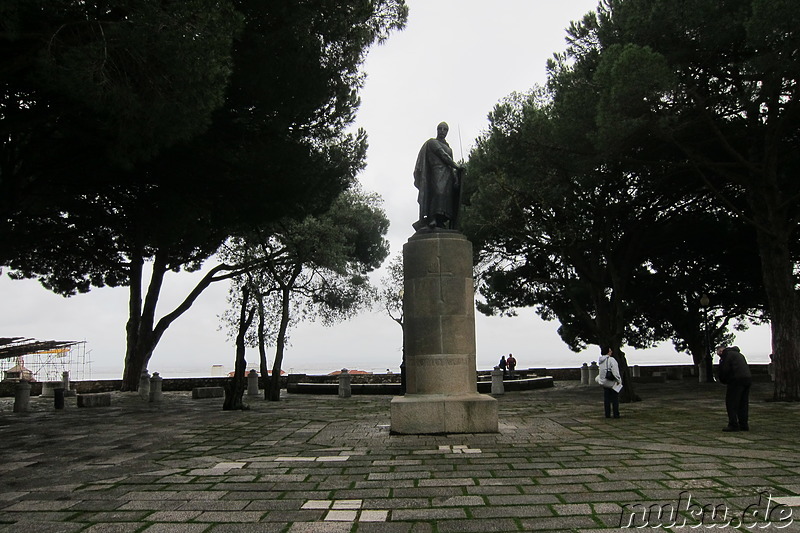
[717,345,752,431]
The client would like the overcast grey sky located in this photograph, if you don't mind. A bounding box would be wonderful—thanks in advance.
[1,0,771,378]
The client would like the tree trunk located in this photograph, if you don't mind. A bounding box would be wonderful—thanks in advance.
[224,287,254,410]
[257,294,270,401]
[267,285,292,401]
[121,253,168,391]
[596,296,640,403]
[615,350,640,403]
[120,254,253,392]
[122,252,144,391]
[756,225,800,401]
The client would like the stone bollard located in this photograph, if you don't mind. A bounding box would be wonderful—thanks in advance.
[149,372,163,403]
[41,381,58,398]
[14,380,31,413]
[139,369,151,401]
[698,363,707,383]
[247,370,260,396]
[338,369,352,398]
[54,387,65,410]
[491,367,505,395]
[588,362,599,384]
[62,371,76,397]
[580,363,589,385]
[632,365,641,378]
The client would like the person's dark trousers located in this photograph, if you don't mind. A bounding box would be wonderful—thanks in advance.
[604,387,620,418]
[725,380,751,429]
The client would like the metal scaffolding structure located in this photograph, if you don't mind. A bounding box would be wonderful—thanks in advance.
[0,338,90,382]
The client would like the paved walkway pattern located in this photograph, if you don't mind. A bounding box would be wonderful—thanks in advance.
[1,380,799,532]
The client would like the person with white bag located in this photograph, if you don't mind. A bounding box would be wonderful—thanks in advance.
[596,347,623,418]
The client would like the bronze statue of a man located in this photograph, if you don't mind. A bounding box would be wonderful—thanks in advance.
[413,122,465,231]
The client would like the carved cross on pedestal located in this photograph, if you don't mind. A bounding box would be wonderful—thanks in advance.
[427,255,453,303]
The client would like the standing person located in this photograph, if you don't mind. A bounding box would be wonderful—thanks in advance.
[717,345,752,431]
[498,355,507,378]
[413,122,465,231]
[596,347,622,418]
[506,353,517,376]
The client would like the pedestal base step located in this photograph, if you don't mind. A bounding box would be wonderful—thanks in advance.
[390,393,498,434]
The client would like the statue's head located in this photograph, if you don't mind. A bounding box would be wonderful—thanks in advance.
[436,122,449,139]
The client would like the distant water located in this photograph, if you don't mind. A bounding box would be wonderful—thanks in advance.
[86,349,771,381]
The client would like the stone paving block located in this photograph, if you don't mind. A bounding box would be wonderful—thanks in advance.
[391,507,467,520]
[0,491,28,502]
[469,504,554,518]
[475,476,533,486]
[117,500,185,511]
[562,490,642,503]
[553,502,593,515]
[360,509,389,522]
[81,523,143,533]
[584,480,641,491]
[140,524,210,533]
[431,495,485,507]
[486,494,559,505]
[520,515,601,529]
[212,482,278,492]
[465,485,520,495]
[323,509,357,521]
[146,510,203,521]
[210,526,284,533]
[0,521,85,533]
[435,517,519,532]
[242,499,304,511]
[356,523,416,533]
[194,510,264,522]
[368,472,429,481]
[2,500,77,511]
[287,523,352,533]
[417,478,474,487]
[332,488,391,499]
[363,497,429,510]
[354,480,416,489]
[79,510,152,522]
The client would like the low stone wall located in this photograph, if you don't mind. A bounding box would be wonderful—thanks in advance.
[477,376,553,393]
[0,364,772,397]
[288,376,554,395]
[287,382,402,395]
[0,376,288,397]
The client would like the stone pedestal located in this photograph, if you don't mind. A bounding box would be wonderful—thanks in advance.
[14,380,31,413]
[338,369,352,398]
[139,370,151,401]
[391,231,498,434]
[54,387,65,410]
[247,370,260,396]
[62,371,76,397]
[149,372,163,403]
[490,368,504,395]
[588,362,599,384]
[41,381,59,398]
